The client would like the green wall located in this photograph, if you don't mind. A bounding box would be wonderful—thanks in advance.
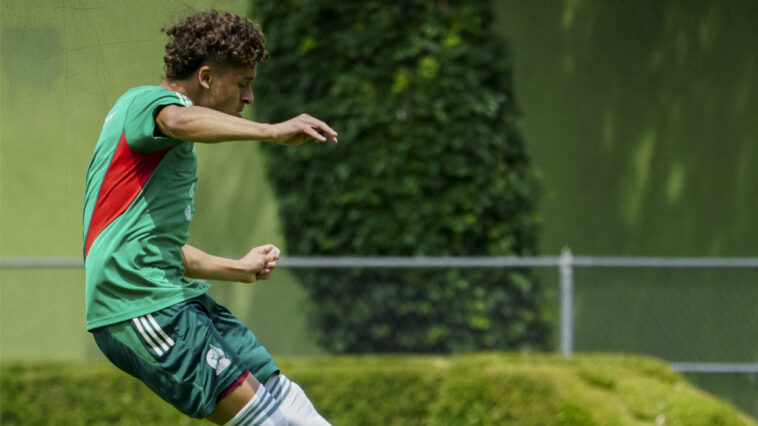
[2,0,756,349]
[1,0,756,373]
[493,1,758,416]
[495,0,758,256]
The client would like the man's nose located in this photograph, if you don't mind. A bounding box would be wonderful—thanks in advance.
[242,86,254,104]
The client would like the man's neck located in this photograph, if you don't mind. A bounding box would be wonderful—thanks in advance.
[160,79,198,104]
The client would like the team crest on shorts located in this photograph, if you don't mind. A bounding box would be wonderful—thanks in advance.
[206,344,231,375]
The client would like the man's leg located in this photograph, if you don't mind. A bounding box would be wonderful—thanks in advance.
[208,374,287,425]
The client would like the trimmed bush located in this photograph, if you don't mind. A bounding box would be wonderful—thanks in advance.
[2,354,755,425]
[251,0,548,353]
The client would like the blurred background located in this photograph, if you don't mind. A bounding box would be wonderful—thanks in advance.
[1,0,756,419]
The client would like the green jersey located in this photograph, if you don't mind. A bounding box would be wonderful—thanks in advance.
[83,86,210,331]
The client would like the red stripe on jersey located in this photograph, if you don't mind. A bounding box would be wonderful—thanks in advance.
[85,131,170,257]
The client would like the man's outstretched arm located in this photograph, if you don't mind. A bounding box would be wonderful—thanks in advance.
[181,243,281,283]
[156,105,338,145]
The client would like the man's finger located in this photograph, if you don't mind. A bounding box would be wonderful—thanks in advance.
[304,127,327,142]
[296,114,337,141]
[311,120,338,144]
[321,129,337,144]
[322,125,338,139]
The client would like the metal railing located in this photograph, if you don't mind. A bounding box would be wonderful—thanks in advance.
[2,250,757,374]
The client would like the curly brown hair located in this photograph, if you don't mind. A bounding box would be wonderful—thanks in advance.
[161,10,268,79]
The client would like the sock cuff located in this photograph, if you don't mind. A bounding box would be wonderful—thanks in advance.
[265,374,293,403]
[224,384,281,426]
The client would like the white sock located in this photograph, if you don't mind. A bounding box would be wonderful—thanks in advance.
[265,374,331,426]
[224,383,288,426]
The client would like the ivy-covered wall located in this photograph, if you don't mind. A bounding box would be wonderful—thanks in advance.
[251,1,549,353]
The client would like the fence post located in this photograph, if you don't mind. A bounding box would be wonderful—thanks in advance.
[559,247,574,356]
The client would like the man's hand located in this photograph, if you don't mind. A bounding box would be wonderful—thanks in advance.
[182,243,280,283]
[268,113,339,146]
[238,244,281,283]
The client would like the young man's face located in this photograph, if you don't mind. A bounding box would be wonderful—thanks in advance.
[204,65,257,117]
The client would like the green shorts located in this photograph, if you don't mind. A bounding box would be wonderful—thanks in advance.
[92,293,279,419]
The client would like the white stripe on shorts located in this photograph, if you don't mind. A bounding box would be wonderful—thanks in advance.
[146,313,175,346]
[139,316,170,353]
[132,317,164,356]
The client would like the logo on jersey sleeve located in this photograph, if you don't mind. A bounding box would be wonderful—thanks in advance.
[206,344,231,375]
[175,92,193,106]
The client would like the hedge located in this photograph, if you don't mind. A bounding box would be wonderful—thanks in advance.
[250,0,548,354]
[2,354,755,425]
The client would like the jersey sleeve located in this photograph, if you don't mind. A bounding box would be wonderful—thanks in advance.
[124,88,194,153]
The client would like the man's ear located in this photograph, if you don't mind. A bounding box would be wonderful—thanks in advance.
[197,65,212,90]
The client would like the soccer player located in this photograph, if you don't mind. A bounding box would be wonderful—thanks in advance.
[82,10,336,425]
